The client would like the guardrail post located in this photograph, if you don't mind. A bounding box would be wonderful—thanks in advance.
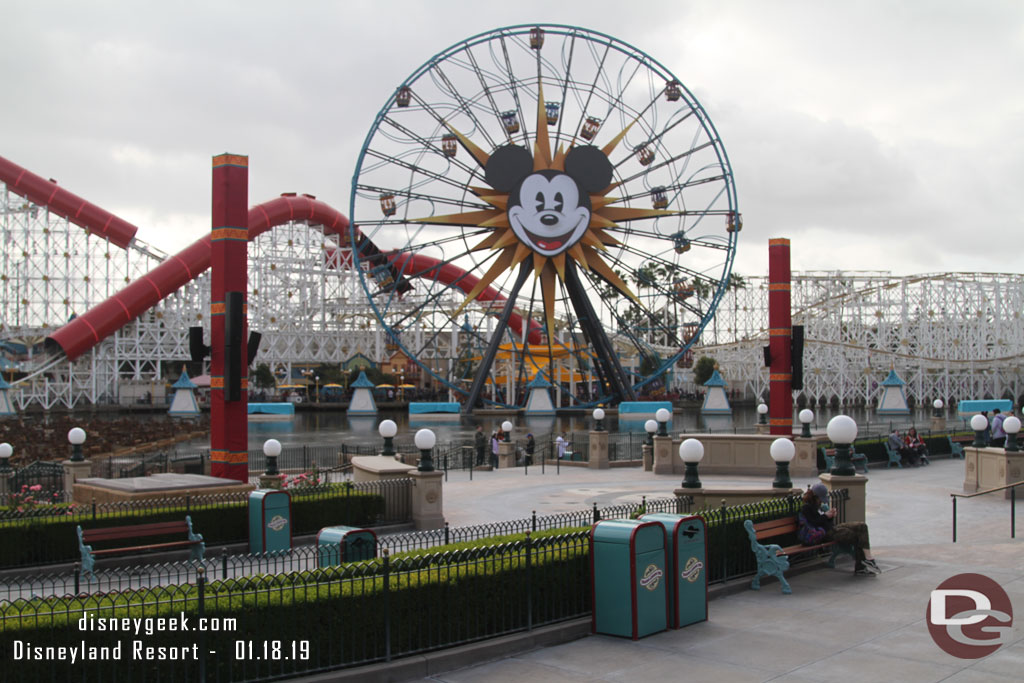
[592,502,599,523]
[531,510,537,532]
[383,548,391,662]
[952,495,957,543]
[525,532,533,631]
[74,564,80,595]
[1012,486,1016,539]
[222,548,229,579]
[444,522,450,546]
[197,566,207,681]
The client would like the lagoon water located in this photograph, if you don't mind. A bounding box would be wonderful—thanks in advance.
[243,404,961,449]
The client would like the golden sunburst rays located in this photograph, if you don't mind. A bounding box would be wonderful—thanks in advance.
[410,80,677,341]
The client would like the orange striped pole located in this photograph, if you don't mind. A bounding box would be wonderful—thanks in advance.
[768,239,792,435]
[210,153,249,481]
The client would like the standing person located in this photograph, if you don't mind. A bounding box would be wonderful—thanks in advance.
[525,433,535,466]
[556,432,567,459]
[490,430,500,468]
[799,483,880,576]
[990,408,1006,447]
[980,411,992,446]
[474,425,486,466]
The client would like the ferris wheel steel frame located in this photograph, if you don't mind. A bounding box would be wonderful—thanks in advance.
[349,24,740,409]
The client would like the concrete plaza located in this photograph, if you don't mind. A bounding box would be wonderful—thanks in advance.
[417,457,1023,682]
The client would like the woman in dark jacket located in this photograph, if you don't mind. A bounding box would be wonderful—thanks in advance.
[799,483,880,575]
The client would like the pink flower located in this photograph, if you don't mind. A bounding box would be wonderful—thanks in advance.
[29,484,41,492]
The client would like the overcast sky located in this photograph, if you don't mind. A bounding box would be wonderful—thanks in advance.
[3,0,1022,280]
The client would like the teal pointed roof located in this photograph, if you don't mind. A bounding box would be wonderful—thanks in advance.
[703,369,727,387]
[172,370,197,389]
[527,375,552,388]
[881,369,905,386]
[351,370,375,388]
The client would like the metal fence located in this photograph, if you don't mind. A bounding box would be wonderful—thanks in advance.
[0,490,848,681]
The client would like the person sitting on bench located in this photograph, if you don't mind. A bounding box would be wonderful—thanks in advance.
[799,483,880,576]
[904,427,929,465]
[888,429,915,466]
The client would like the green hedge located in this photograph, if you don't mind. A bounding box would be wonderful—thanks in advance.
[0,487,385,568]
[0,531,590,682]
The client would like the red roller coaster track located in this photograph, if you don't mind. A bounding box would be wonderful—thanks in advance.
[0,155,540,363]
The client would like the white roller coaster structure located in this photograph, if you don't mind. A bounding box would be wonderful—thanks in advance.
[3,163,1022,410]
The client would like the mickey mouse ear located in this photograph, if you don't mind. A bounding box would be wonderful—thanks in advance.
[485,145,534,191]
[564,146,614,191]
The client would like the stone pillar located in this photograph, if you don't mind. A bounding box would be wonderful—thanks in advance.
[819,472,867,524]
[642,443,653,471]
[0,471,10,498]
[498,440,515,469]
[589,430,609,469]
[755,423,770,435]
[653,435,673,474]
[791,437,819,477]
[930,416,946,433]
[258,472,283,490]
[63,460,92,499]
[410,470,444,530]
[964,447,1024,499]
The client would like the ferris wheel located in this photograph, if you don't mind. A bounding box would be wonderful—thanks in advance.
[350,24,739,409]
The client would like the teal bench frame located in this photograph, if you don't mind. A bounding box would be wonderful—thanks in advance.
[946,437,965,459]
[882,441,904,468]
[744,517,855,594]
[819,447,868,473]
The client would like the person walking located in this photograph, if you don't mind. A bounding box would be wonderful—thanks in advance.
[556,432,567,460]
[990,408,1006,448]
[525,433,535,466]
[799,483,880,576]
[490,430,500,469]
[474,425,486,466]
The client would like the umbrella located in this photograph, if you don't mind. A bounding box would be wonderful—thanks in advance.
[322,383,343,389]
[398,383,416,389]
[376,384,395,389]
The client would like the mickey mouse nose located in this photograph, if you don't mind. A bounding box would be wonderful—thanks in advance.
[540,213,558,226]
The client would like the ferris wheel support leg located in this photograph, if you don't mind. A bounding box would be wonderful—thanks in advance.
[563,263,637,404]
[464,259,533,412]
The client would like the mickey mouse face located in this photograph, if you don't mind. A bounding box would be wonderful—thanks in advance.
[508,171,590,256]
[485,145,614,258]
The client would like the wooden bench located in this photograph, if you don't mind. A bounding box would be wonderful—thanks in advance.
[77,516,205,575]
[743,516,854,594]
[818,447,868,473]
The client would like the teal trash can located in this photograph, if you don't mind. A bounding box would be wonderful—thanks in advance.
[590,519,668,639]
[641,513,708,628]
[316,526,378,567]
[248,490,292,554]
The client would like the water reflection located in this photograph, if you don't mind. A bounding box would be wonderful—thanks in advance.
[240,404,956,448]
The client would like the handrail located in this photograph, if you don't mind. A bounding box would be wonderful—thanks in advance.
[951,480,1024,499]
[951,480,1023,542]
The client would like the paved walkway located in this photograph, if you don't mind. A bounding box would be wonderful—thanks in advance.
[422,458,1023,682]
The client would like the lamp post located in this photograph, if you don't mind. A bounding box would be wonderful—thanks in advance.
[1003,416,1021,453]
[0,442,11,474]
[593,407,605,432]
[970,414,988,448]
[770,438,796,489]
[826,415,858,476]
[655,408,670,437]
[315,375,320,403]
[757,402,768,425]
[679,438,704,489]
[379,419,398,457]
[644,419,657,446]
[414,428,436,472]
[933,398,944,418]
[68,427,86,463]
[263,438,282,476]
[799,409,814,438]
[502,420,513,442]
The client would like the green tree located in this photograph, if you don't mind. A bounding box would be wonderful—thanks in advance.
[253,363,276,390]
[693,356,717,385]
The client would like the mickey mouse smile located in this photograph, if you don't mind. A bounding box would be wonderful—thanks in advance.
[507,172,590,256]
